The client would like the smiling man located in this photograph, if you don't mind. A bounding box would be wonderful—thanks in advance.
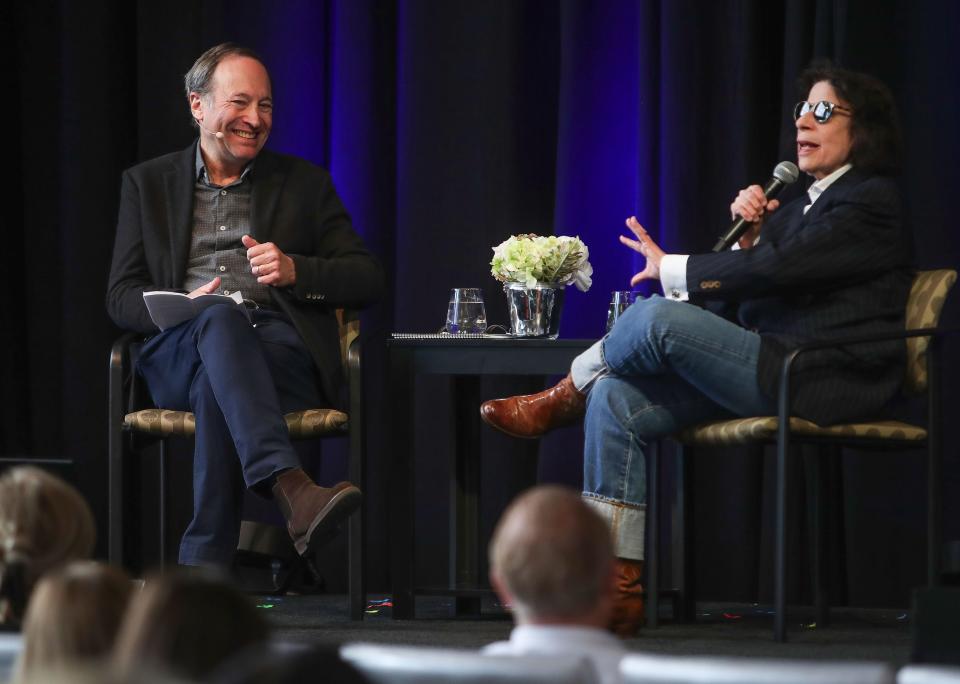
[106,44,383,568]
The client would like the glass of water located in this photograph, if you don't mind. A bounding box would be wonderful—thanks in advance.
[606,291,639,332]
[445,288,487,334]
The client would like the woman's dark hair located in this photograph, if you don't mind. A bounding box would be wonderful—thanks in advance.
[798,61,903,175]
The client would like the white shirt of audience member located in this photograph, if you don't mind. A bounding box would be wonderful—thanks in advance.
[484,623,626,684]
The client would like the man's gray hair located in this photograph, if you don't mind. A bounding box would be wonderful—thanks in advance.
[183,43,266,101]
[489,485,613,621]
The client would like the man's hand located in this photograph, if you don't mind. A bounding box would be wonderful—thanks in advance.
[620,216,665,286]
[242,235,296,287]
[730,185,780,249]
[187,276,221,298]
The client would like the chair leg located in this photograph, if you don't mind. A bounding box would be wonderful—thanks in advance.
[927,336,943,587]
[928,433,942,588]
[806,447,831,627]
[774,426,790,642]
[108,428,124,566]
[348,508,364,620]
[348,419,365,621]
[646,441,659,628]
[159,439,168,568]
[108,375,126,567]
[348,347,367,621]
[674,444,696,622]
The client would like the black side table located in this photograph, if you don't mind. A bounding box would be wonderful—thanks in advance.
[387,335,593,619]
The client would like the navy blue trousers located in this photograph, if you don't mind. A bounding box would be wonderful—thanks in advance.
[137,305,323,565]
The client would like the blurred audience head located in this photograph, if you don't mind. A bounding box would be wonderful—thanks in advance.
[112,569,269,681]
[16,561,133,682]
[489,485,615,626]
[211,644,370,684]
[15,664,182,684]
[0,467,96,627]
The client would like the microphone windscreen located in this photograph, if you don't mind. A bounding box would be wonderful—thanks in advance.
[773,161,799,185]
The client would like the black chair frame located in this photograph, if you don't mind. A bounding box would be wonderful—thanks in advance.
[108,323,366,620]
[647,324,957,642]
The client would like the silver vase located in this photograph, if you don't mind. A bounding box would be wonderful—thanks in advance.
[504,282,562,338]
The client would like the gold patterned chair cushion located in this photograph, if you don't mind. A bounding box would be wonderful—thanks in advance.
[123,309,356,442]
[124,408,348,439]
[678,416,926,446]
[124,409,196,437]
[903,269,957,394]
[284,409,349,437]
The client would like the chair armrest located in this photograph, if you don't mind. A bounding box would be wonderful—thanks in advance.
[347,331,362,377]
[109,332,140,373]
[777,326,960,424]
[109,332,141,421]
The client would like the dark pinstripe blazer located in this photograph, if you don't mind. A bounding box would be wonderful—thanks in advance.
[106,142,384,406]
[687,169,913,425]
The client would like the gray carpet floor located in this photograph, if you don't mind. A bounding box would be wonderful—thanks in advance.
[260,594,912,664]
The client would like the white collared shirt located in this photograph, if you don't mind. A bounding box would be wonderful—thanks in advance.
[483,624,626,684]
[804,163,852,213]
[659,164,854,301]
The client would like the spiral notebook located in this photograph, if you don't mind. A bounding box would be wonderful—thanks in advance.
[391,332,514,339]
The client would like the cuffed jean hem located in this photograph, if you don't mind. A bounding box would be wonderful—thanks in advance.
[582,493,645,561]
[570,339,607,393]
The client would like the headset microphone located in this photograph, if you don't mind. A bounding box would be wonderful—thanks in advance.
[196,119,224,140]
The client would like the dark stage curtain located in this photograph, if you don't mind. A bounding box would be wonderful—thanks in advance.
[6,0,959,607]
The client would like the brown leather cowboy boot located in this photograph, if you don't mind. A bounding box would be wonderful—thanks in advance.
[609,558,644,637]
[479,374,586,438]
[271,468,362,556]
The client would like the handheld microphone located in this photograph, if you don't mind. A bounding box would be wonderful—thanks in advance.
[196,118,224,140]
[711,161,799,252]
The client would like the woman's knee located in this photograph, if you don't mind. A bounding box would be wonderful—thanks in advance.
[610,296,672,342]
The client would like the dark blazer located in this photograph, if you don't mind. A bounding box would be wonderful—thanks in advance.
[106,142,384,406]
[686,169,912,425]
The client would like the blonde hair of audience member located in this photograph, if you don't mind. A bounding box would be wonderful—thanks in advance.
[0,467,96,627]
[112,570,269,681]
[15,561,133,682]
[489,485,615,626]
[14,663,182,684]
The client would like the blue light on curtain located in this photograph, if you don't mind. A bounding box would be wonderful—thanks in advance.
[228,0,331,166]
[553,0,642,338]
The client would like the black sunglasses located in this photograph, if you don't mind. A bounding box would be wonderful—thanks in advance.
[794,100,852,123]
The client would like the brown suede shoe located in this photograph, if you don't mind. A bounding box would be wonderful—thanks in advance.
[272,468,362,556]
[609,558,644,637]
[479,374,586,438]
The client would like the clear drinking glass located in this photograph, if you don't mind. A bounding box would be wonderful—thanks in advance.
[606,291,639,332]
[445,288,487,334]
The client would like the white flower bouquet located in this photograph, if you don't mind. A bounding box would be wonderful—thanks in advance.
[490,234,593,292]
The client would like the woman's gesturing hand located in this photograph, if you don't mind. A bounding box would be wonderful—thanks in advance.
[620,216,665,286]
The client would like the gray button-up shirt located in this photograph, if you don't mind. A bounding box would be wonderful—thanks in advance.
[181,146,272,306]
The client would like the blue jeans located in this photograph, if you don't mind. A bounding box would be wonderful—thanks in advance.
[137,306,322,566]
[579,296,773,560]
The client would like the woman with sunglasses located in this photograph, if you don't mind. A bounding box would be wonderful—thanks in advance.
[479,62,911,637]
